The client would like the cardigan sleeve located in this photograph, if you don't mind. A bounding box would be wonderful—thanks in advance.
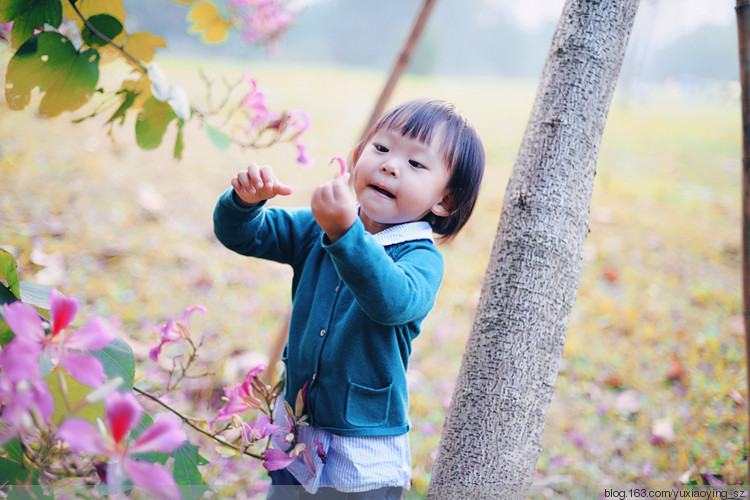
[212,188,318,266]
[322,218,444,326]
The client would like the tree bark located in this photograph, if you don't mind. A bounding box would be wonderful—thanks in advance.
[427,1,640,498]
[734,0,750,486]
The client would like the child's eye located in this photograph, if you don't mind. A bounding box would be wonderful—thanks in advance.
[409,160,426,169]
[373,144,389,153]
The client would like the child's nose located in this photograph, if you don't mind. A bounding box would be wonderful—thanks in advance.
[380,162,398,177]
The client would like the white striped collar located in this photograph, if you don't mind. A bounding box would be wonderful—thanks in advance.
[370,221,434,246]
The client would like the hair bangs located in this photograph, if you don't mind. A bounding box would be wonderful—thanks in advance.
[380,100,465,170]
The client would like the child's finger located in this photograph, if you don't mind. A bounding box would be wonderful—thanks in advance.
[235,170,255,193]
[273,183,294,196]
[258,165,277,189]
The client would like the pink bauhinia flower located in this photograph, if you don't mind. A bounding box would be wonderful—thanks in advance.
[57,391,187,500]
[149,305,206,362]
[210,364,267,428]
[2,289,116,387]
[0,336,54,440]
[330,156,347,176]
[285,109,311,135]
[262,448,296,471]
[295,142,314,168]
[262,440,327,475]
[241,3,292,42]
[243,413,279,441]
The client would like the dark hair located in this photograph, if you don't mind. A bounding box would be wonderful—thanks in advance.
[353,98,485,242]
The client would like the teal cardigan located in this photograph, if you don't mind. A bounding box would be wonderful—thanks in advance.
[213,189,444,437]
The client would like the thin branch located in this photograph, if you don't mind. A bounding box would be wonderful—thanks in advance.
[66,0,147,72]
[133,386,264,460]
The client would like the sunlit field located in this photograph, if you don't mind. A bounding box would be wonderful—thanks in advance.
[0,51,744,497]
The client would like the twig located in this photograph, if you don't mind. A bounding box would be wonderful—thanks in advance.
[66,0,147,72]
[133,386,264,460]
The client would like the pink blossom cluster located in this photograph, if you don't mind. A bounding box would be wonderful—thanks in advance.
[0,289,115,441]
[0,290,189,498]
[242,69,314,167]
[229,0,293,43]
[58,392,187,499]
[211,365,325,473]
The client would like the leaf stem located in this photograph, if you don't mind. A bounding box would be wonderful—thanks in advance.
[133,386,264,460]
[66,0,147,72]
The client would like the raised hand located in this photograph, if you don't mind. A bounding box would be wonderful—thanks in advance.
[231,164,293,206]
[311,172,357,243]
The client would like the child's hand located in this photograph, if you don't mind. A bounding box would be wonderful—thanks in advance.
[231,164,293,206]
[311,173,357,243]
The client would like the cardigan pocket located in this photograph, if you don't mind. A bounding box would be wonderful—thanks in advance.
[344,381,392,427]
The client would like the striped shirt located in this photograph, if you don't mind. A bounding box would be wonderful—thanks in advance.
[284,424,412,494]
[272,221,432,494]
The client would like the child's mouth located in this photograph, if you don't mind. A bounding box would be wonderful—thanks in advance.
[369,184,395,199]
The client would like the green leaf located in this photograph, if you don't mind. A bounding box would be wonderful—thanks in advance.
[92,336,135,391]
[4,439,24,464]
[81,14,123,48]
[0,282,18,305]
[0,0,62,28]
[107,89,137,125]
[46,367,105,425]
[5,32,100,117]
[0,249,20,299]
[136,97,178,149]
[10,16,35,47]
[172,443,210,498]
[130,412,209,496]
[175,119,185,159]
[19,282,52,309]
[0,303,14,346]
[0,456,40,486]
[205,124,231,151]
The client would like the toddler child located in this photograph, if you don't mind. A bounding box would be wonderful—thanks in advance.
[213,98,485,499]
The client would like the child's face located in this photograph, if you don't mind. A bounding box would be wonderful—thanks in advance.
[352,126,451,234]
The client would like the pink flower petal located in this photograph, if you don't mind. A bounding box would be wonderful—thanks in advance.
[180,305,206,324]
[1,379,55,428]
[0,338,42,382]
[30,379,55,422]
[61,351,106,387]
[2,301,45,343]
[211,384,250,426]
[243,364,267,385]
[105,392,143,445]
[49,289,79,336]
[330,156,347,176]
[244,414,280,441]
[263,448,296,471]
[63,316,115,351]
[57,418,106,454]
[286,109,310,133]
[157,318,181,342]
[129,414,186,455]
[296,143,314,168]
[149,340,168,362]
[314,440,326,464]
[123,458,181,500]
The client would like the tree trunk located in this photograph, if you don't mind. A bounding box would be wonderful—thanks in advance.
[427,0,640,498]
[361,0,438,139]
[734,0,750,486]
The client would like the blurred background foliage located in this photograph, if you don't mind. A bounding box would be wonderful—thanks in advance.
[0,0,745,497]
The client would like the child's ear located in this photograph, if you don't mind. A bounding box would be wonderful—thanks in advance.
[430,194,452,217]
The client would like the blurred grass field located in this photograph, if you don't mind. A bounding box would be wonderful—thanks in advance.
[0,52,745,497]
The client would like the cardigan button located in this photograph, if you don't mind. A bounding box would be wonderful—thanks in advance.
[312,372,317,380]
[320,329,326,337]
